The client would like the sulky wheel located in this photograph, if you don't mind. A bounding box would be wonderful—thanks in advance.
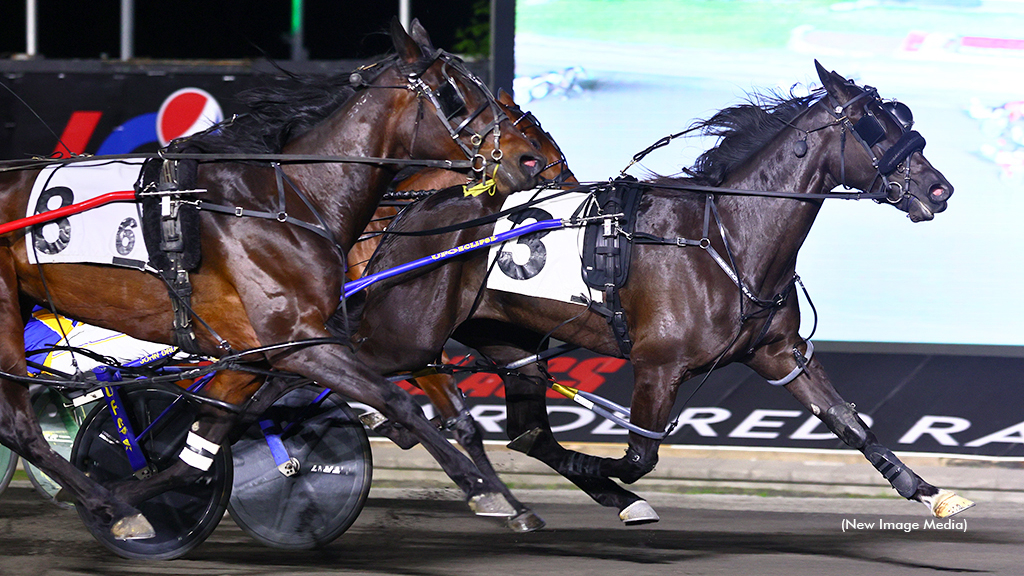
[228,385,372,549]
[71,385,232,560]
[0,444,16,498]
[25,387,95,508]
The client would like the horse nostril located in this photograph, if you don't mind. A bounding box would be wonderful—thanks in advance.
[930,184,952,203]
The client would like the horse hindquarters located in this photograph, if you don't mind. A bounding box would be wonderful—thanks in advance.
[0,251,154,539]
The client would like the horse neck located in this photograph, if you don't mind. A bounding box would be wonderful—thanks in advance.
[281,91,407,251]
[713,106,837,292]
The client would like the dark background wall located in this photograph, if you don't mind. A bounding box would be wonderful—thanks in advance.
[0,1,485,60]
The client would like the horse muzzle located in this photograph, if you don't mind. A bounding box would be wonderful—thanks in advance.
[495,152,544,193]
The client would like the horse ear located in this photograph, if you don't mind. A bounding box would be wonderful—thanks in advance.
[496,88,516,107]
[408,18,437,56]
[815,60,859,105]
[391,17,421,63]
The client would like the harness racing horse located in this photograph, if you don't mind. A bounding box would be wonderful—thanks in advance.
[345,88,575,489]
[350,62,974,524]
[0,20,545,541]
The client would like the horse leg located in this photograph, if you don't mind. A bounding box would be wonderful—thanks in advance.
[272,343,531,522]
[414,370,545,532]
[109,372,286,506]
[758,353,974,517]
[0,264,153,539]
[109,402,237,507]
[482,347,657,525]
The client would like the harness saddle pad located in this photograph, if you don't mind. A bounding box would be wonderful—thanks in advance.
[485,189,595,305]
[26,160,149,270]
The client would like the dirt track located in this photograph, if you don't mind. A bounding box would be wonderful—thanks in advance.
[1,484,1020,576]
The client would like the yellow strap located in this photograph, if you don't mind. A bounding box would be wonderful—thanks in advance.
[463,165,499,197]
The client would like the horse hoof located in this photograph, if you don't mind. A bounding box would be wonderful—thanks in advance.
[468,493,517,517]
[506,510,546,532]
[111,513,156,541]
[928,489,975,518]
[619,500,660,525]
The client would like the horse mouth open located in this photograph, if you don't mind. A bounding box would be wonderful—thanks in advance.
[495,154,544,193]
[905,185,951,223]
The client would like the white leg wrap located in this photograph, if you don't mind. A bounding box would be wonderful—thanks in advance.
[178,431,221,471]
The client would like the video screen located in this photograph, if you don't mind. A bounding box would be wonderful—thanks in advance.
[514,0,1024,348]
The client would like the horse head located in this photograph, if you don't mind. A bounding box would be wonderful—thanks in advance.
[815,61,953,222]
[496,89,576,184]
[386,19,544,193]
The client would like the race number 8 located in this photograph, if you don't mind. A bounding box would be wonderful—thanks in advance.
[32,186,74,255]
[497,207,553,280]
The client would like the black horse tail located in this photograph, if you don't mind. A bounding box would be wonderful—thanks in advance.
[326,291,366,342]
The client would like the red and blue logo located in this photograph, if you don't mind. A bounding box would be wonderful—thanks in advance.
[57,88,223,156]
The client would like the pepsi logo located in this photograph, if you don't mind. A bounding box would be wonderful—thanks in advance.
[156,88,223,146]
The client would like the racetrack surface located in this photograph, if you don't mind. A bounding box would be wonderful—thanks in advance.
[1,485,1020,576]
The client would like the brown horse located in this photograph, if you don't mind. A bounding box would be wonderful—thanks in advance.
[349,62,974,524]
[0,20,544,540]
[344,90,575,494]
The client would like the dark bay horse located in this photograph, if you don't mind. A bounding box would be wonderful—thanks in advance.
[0,20,545,540]
[344,89,575,497]
[351,62,973,524]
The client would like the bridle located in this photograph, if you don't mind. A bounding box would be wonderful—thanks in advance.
[399,51,509,180]
[823,83,928,206]
[508,105,574,184]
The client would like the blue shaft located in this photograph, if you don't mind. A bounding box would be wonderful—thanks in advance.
[343,218,565,299]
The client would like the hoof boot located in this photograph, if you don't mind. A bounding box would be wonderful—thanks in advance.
[619,500,660,525]
[506,510,546,532]
[468,492,517,517]
[112,514,156,541]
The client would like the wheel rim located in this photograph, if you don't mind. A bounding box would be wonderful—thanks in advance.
[71,385,232,560]
[228,385,371,549]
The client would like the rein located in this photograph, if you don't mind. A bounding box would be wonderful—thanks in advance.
[0,151,475,174]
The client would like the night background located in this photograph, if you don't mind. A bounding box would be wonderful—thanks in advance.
[0,1,489,60]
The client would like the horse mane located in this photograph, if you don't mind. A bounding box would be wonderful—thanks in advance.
[686,88,826,186]
[179,56,402,155]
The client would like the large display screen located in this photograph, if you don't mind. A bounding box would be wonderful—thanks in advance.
[513,0,1024,349]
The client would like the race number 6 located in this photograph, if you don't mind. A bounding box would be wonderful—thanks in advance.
[497,207,553,280]
[32,186,74,255]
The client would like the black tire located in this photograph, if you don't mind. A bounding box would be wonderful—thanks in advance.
[0,445,16,498]
[71,385,232,560]
[25,387,94,508]
[228,385,372,549]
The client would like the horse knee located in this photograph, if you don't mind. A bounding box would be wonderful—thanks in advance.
[821,402,872,448]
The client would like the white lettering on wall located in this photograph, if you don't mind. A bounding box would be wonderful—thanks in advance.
[898,416,971,446]
[669,407,732,437]
[728,409,803,439]
[965,421,1024,447]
